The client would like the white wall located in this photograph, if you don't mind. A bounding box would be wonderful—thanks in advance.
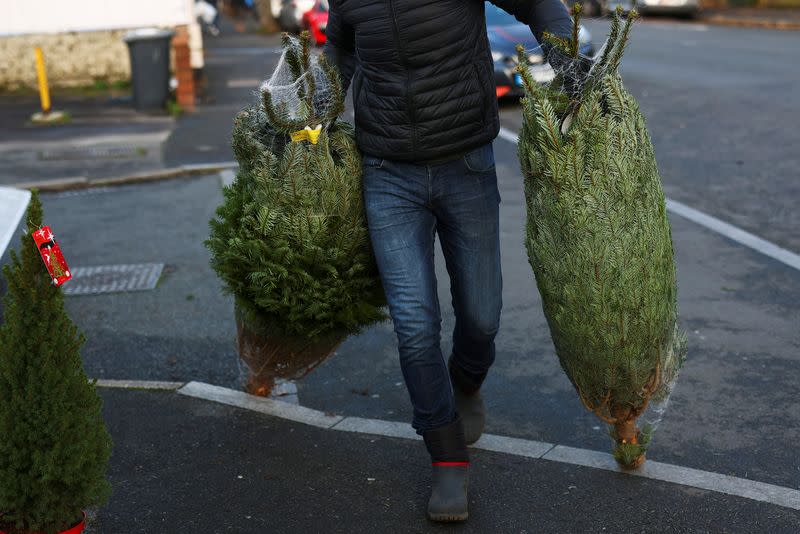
[1,0,195,37]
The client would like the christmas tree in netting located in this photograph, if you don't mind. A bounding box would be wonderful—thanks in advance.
[0,191,112,533]
[205,31,386,396]
[515,7,687,468]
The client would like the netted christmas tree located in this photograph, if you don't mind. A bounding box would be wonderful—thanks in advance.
[205,32,386,396]
[0,191,112,534]
[516,7,687,468]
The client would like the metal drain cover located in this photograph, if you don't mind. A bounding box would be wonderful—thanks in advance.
[63,263,164,296]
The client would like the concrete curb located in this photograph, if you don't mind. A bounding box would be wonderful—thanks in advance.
[94,379,184,390]
[699,15,800,30]
[95,379,800,512]
[11,161,238,193]
[178,381,342,429]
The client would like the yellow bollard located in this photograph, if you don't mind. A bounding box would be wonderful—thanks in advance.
[34,47,51,114]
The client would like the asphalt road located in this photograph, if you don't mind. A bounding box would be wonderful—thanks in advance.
[545,18,799,252]
[89,388,800,533]
[13,17,798,526]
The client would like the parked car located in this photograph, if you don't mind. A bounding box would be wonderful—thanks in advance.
[486,2,595,99]
[302,0,329,45]
[605,0,699,18]
[279,0,315,32]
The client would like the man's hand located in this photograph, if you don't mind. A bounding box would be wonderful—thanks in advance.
[545,44,595,98]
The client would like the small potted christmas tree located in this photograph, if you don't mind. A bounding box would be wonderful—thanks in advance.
[0,191,112,534]
[205,32,386,396]
[515,7,687,468]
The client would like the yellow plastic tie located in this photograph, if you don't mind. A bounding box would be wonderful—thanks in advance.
[306,124,322,144]
[290,124,322,144]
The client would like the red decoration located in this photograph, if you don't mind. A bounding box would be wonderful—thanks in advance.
[32,226,71,286]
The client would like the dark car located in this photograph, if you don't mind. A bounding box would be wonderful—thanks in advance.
[486,2,595,98]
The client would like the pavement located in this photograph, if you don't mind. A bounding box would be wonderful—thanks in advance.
[699,7,800,30]
[1,11,799,534]
[0,16,281,188]
[0,94,174,186]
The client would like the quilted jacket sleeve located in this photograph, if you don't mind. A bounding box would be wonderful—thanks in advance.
[321,0,357,95]
[487,0,573,41]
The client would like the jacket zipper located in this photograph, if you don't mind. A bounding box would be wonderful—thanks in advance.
[386,0,417,155]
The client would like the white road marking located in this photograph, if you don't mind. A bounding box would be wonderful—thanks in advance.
[666,198,800,271]
[117,380,800,511]
[496,126,800,272]
[0,186,30,259]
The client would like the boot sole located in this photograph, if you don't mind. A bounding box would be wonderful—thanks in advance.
[428,511,469,522]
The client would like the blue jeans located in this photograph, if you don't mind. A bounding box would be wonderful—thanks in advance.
[361,142,503,434]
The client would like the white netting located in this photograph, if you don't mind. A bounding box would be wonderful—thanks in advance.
[638,325,686,438]
[516,10,636,135]
[234,33,342,158]
[517,11,634,108]
[257,34,336,127]
[544,38,610,96]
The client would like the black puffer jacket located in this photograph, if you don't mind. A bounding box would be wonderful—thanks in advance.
[322,0,572,164]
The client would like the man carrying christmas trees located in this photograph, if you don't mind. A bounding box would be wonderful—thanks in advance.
[323,0,574,522]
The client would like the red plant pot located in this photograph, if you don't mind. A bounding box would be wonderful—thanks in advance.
[60,512,86,534]
[0,511,85,534]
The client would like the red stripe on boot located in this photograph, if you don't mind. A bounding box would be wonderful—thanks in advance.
[432,461,469,467]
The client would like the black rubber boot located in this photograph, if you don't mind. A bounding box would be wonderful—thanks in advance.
[453,387,485,445]
[449,358,486,445]
[422,417,469,522]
